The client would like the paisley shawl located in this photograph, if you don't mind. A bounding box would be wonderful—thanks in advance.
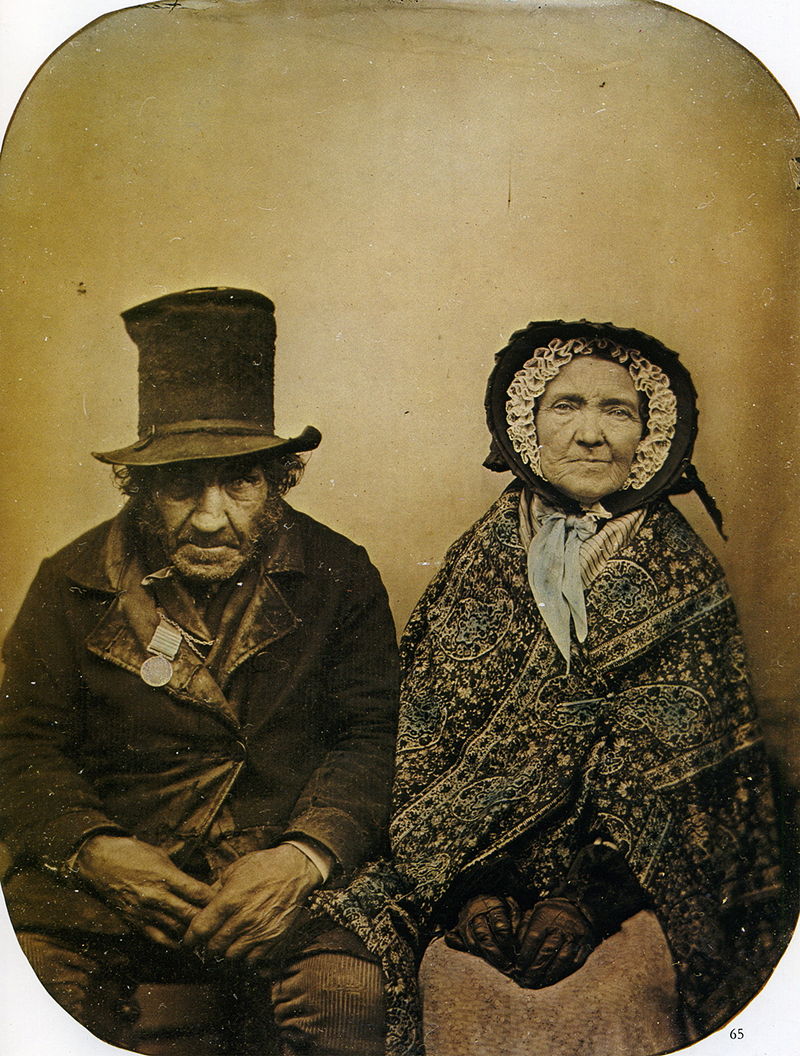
[316,484,784,1055]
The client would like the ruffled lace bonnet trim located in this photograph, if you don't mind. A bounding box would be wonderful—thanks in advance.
[505,336,677,491]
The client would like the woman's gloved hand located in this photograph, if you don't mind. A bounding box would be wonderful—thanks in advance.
[514,897,598,988]
[445,894,521,975]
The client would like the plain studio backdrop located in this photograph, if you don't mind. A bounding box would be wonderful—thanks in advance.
[0,2,798,1054]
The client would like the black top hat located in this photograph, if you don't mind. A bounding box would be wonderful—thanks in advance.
[93,287,321,466]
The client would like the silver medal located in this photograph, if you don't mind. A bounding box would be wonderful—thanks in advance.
[140,654,173,687]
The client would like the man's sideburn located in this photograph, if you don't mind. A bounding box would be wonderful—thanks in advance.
[133,482,285,584]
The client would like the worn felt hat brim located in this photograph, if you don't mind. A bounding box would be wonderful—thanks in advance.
[93,286,321,468]
[93,424,321,467]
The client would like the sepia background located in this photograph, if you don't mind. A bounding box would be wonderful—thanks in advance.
[0,1,798,1053]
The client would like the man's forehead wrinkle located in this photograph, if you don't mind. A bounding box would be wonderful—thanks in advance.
[161,457,255,472]
[156,456,261,482]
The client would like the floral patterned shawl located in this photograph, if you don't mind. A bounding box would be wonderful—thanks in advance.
[316,485,784,1055]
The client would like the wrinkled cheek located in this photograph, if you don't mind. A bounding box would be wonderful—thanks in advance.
[537,447,560,473]
[611,456,636,481]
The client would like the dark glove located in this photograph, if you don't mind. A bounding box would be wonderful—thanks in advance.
[514,897,598,988]
[549,842,648,941]
[445,894,521,975]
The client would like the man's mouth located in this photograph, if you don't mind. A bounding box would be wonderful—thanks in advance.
[177,541,240,561]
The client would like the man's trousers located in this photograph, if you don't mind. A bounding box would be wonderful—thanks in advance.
[18,923,386,1056]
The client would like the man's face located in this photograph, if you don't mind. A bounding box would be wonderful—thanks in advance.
[145,458,275,582]
[534,356,644,506]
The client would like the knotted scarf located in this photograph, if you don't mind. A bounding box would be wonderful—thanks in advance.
[526,509,600,669]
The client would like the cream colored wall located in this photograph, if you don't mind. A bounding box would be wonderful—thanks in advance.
[1,0,798,773]
[0,3,799,1053]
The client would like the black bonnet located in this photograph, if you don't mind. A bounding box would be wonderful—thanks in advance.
[484,319,724,533]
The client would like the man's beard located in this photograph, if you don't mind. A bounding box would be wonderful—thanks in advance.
[134,497,283,584]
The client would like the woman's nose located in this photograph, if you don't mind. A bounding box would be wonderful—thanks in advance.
[190,485,227,533]
[573,410,604,445]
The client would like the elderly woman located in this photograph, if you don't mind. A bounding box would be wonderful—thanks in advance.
[316,321,787,1056]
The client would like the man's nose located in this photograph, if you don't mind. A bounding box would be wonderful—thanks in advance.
[574,409,604,446]
[190,485,228,533]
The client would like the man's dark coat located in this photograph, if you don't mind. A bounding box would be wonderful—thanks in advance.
[0,502,399,934]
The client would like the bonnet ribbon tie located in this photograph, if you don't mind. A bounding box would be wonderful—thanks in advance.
[527,511,600,670]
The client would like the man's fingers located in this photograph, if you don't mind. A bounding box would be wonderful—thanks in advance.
[202,911,253,957]
[133,885,207,928]
[113,893,186,936]
[165,869,214,907]
[182,899,236,948]
[220,929,270,962]
[142,925,182,949]
[198,909,289,960]
[139,905,189,935]
[244,944,270,966]
[205,900,301,959]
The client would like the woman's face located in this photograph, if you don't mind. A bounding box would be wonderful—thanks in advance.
[534,356,644,505]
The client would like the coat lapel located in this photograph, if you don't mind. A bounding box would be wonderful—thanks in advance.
[208,506,306,684]
[73,506,306,718]
[79,514,236,724]
[208,570,301,687]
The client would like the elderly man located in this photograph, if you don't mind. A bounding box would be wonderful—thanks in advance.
[0,287,398,1055]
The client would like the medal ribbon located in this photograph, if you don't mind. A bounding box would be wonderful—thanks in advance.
[147,618,183,660]
[140,616,183,686]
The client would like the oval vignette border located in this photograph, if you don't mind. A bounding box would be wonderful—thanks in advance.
[0,2,798,1055]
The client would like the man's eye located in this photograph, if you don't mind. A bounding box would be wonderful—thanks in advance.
[226,476,261,494]
[160,476,196,497]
